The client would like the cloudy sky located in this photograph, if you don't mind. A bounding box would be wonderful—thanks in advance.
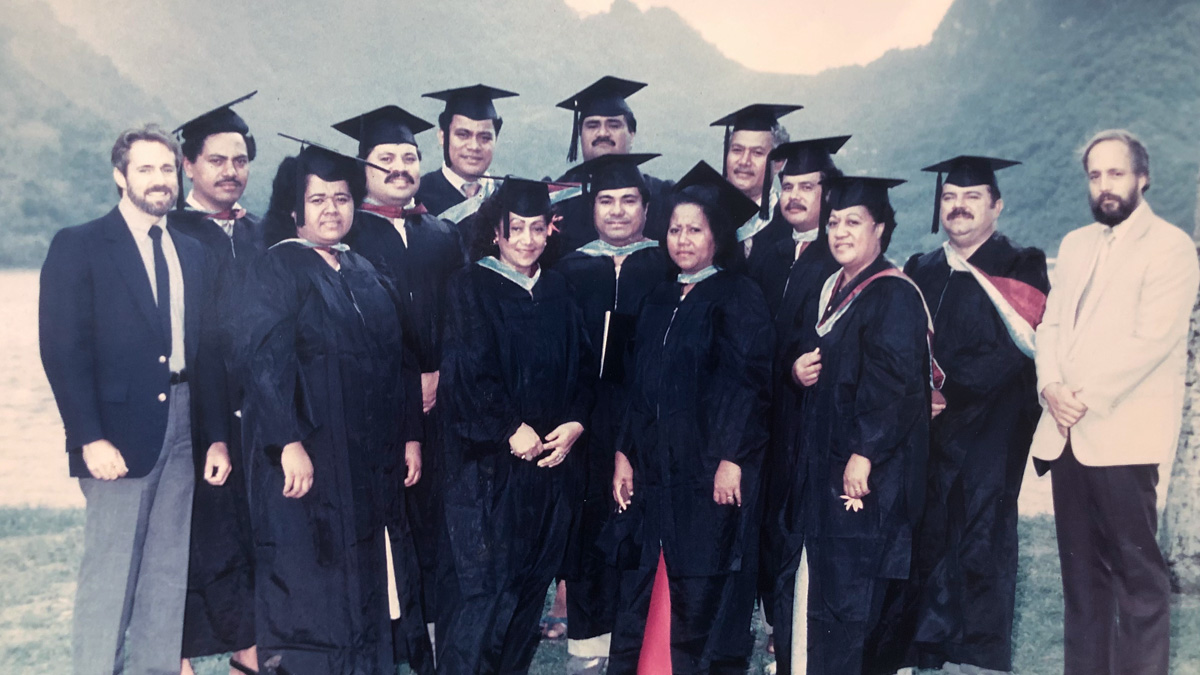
[564,0,957,74]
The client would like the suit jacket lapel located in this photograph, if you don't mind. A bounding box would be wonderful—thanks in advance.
[102,208,164,343]
[1071,206,1154,338]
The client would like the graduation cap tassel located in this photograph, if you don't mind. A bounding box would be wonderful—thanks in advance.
[931,171,943,234]
[567,109,581,163]
[295,141,308,228]
[175,170,185,211]
[760,163,774,221]
[722,126,732,177]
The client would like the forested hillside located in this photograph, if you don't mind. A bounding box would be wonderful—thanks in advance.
[4,0,1197,266]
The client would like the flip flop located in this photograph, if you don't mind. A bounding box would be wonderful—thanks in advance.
[539,615,568,640]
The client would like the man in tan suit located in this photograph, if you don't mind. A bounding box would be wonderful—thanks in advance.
[1032,129,1199,675]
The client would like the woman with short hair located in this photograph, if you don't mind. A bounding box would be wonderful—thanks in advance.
[235,145,423,674]
[784,175,933,675]
[608,161,774,675]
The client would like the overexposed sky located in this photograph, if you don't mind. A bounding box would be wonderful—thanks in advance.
[565,0,957,75]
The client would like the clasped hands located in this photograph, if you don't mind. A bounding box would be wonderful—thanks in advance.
[1042,382,1088,438]
[509,421,583,468]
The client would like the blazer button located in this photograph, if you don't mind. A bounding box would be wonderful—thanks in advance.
[158,393,167,402]
[159,355,167,364]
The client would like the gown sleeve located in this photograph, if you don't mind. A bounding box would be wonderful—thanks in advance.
[707,281,775,466]
[192,250,233,447]
[440,271,524,449]
[566,295,599,428]
[233,250,312,454]
[847,280,930,465]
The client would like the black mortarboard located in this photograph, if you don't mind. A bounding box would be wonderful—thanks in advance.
[173,91,257,157]
[825,175,906,214]
[921,155,1020,233]
[711,104,802,220]
[424,83,518,123]
[673,160,761,229]
[573,153,659,197]
[496,176,554,219]
[331,105,434,159]
[173,91,257,209]
[710,103,803,132]
[770,135,851,176]
[486,175,583,240]
[276,133,386,224]
[556,76,647,162]
[277,134,389,174]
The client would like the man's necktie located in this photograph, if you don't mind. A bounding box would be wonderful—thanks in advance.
[148,225,172,355]
[462,182,482,198]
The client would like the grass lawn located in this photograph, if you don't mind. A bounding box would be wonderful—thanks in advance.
[1,508,1197,674]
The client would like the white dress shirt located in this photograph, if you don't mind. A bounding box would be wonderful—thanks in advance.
[119,200,186,372]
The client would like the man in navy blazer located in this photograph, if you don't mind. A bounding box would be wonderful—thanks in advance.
[39,124,215,675]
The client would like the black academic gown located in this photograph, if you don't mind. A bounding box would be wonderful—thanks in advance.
[553,167,674,252]
[772,255,931,675]
[608,270,773,671]
[748,233,841,630]
[235,243,422,675]
[415,169,466,220]
[171,208,266,658]
[554,245,672,640]
[344,209,463,673]
[903,234,1048,672]
[436,263,596,674]
[734,204,791,273]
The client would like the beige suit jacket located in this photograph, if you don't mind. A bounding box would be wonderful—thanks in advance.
[1033,201,1199,467]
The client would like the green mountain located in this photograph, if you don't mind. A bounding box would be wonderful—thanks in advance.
[0,0,168,266]
[6,0,1199,267]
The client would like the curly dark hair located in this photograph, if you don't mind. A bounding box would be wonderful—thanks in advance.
[467,188,561,266]
[260,149,366,247]
[864,198,898,253]
[664,185,741,270]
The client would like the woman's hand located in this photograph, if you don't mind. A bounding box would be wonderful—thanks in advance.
[613,451,634,511]
[404,441,422,487]
[420,371,439,414]
[931,389,947,419]
[842,453,871,500]
[509,423,544,461]
[281,442,314,498]
[538,422,583,468]
[792,348,822,387]
[713,460,742,507]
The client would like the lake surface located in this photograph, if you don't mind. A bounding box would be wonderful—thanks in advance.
[0,269,82,508]
[0,267,1054,514]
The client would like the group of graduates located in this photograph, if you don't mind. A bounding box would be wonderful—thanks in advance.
[126,76,1051,675]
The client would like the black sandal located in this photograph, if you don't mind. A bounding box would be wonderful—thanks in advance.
[230,657,259,675]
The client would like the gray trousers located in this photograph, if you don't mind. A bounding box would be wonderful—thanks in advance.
[73,383,195,675]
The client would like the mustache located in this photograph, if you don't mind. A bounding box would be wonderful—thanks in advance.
[216,178,242,188]
[784,200,806,211]
[591,137,615,147]
[947,207,974,220]
[385,170,415,184]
